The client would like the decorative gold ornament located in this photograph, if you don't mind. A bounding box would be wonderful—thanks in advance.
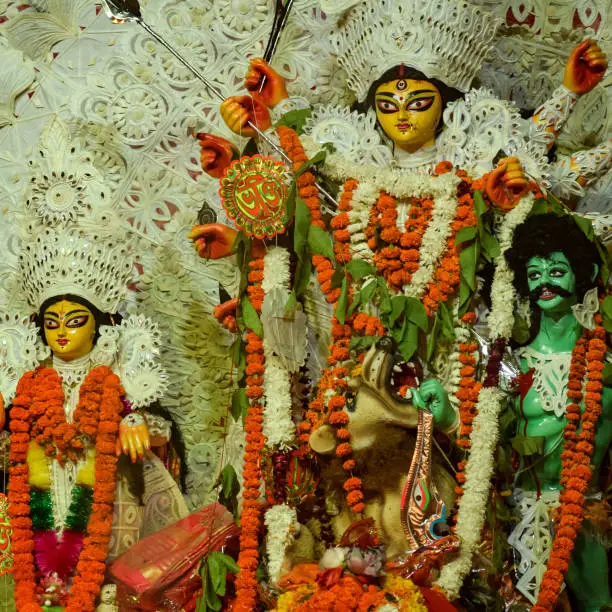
[219,155,288,239]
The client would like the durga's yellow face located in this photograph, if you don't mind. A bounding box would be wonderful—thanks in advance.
[43,299,96,361]
[374,78,443,152]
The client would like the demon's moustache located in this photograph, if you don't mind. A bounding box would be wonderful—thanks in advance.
[529,283,573,302]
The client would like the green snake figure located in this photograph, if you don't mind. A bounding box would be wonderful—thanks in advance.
[505,213,612,611]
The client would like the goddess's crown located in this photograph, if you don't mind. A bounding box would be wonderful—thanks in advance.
[332,0,501,102]
[19,229,133,313]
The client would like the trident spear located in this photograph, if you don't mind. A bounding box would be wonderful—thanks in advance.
[99,0,337,210]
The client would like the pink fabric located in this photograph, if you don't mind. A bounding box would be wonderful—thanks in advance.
[34,529,84,579]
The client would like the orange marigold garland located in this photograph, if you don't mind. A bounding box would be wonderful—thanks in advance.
[278,126,369,514]
[532,317,605,612]
[9,365,122,611]
[234,250,266,612]
[453,311,482,501]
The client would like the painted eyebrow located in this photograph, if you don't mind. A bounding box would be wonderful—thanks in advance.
[375,90,438,102]
[406,89,437,98]
[44,309,89,318]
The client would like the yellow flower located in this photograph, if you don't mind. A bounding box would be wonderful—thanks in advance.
[383,575,428,611]
[27,443,51,488]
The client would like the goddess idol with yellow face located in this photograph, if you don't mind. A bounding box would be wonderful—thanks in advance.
[0,227,185,611]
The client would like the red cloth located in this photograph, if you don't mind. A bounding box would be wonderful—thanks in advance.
[110,503,239,611]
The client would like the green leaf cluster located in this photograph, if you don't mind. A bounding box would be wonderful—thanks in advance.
[196,552,240,612]
[216,465,240,519]
[456,190,499,316]
[274,108,313,134]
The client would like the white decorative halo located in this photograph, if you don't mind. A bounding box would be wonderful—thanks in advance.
[0,312,49,403]
[332,0,500,101]
[18,229,134,314]
[116,314,168,407]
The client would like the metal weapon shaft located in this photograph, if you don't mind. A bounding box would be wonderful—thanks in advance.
[137,19,337,209]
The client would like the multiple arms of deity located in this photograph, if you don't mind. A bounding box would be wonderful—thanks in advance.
[528,39,610,199]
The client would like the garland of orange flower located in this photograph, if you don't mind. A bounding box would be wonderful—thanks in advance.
[8,365,122,612]
[234,254,266,612]
[368,192,434,293]
[453,312,482,501]
[422,171,476,316]
[532,317,605,612]
[278,126,371,514]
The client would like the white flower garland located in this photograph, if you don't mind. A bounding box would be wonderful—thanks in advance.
[404,187,459,299]
[262,247,296,449]
[263,355,295,448]
[262,246,291,294]
[325,157,461,298]
[487,192,535,340]
[347,181,378,263]
[322,153,460,201]
[437,386,503,598]
[265,503,298,585]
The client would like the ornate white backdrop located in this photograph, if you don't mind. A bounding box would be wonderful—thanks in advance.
[0,0,609,510]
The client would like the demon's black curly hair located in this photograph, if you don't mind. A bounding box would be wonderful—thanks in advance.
[354,65,463,136]
[505,213,601,302]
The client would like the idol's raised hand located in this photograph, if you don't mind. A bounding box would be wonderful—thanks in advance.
[486,156,528,211]
[563,39,608,96]
[196,132,238,178]
[244,58,288,108]
[219,94,271,137]
[188,223,238,259]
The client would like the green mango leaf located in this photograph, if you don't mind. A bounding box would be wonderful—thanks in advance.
[197,551,240,612]
[330,267,344,290]
[231,337,246,379]
[604,363,612,386]
[511,435,545,456]
[293,149,327,180]
[294,197,312,260]
[336,277,349,325]
[346,259,378,280]
[388,296,407,328]
[231,387,248,423]
[294,259,312,301]
[457,275,473,317]
[377,277,392,314]
[398,320,419,361]
[427,310,441,361]
[275,108,312,134]
[473,190,488,219]
[347,290,361,317]
[308,224,335,261]
[360,279,377,305]
[480,228,500,262]
[438,301,455,340]
[405,297,429,331]
[459,240,478,291]
[601,295,612,333]
[217,464,240,518]
[233,232,250,271]
[240,294,263,337]
[596,241,610,286]
[528,197,549,217]
[573,215,595,242]
[455,226,478,245]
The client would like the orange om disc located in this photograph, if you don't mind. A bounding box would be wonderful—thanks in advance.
[219,155,288,239]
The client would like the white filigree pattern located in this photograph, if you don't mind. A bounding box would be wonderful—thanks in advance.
[517,347,573,419]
